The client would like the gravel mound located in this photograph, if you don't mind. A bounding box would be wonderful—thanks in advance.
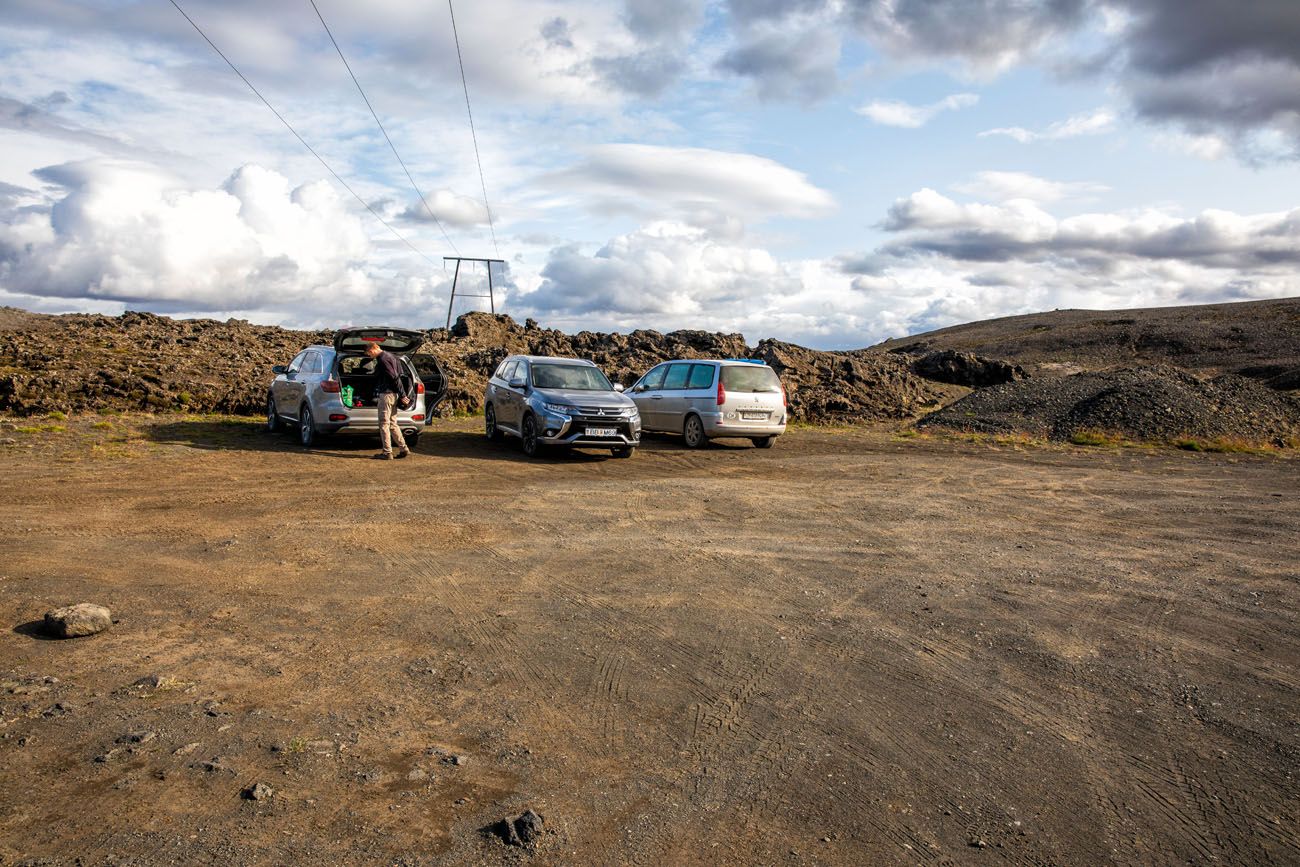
[919,366,1300,444]
[0,308,948,424]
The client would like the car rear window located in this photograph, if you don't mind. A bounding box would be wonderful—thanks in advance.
[687,364,715,389]
[721,365,781,393]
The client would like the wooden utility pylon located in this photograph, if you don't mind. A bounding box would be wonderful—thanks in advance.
[444,256,505,329]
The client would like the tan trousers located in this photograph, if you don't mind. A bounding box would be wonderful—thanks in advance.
[377,392,409,454]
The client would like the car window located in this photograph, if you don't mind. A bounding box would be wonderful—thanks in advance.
[687,364,715,389]
[720,364,782,392]
[302,352,323,375]
[288,351,307,373]
[512,361,529,385]
[531,363,613,391]
[663,363,691,390]
[634,363,665,389]
[493,358,512,380]
[499,359,518,382]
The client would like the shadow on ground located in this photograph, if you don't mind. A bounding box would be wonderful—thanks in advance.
[12,620,61,641]
[146,419,759,462]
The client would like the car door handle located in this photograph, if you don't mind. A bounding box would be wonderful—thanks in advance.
[650,394,663,399]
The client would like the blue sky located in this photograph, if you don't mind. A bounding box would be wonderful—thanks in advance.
[1,0,1299,347]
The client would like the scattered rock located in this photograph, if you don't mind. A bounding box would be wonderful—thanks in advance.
[117,730,157,745]
[132,674,163,689]
[241,782,273,801]
[194,757,235,774]
[488,809,546,847]
[41,702,73,717]
[174,742,202,756]
[969,837,988,849]
[43,603,112,638]
[406,768,428,782]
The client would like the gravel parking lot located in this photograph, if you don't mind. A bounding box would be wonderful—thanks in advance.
[1,416,1297,865]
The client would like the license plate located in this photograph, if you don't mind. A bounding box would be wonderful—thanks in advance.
[741,412,768,420]
[584,427,617,437]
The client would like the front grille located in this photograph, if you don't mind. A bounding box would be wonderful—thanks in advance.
[574,405,624,417]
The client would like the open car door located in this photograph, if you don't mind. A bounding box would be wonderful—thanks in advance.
[409,354,449,423]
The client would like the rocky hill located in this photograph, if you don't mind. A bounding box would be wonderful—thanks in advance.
[0,308,956,424]
[873,297,1300,384]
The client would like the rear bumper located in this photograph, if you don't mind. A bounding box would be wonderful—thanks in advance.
[315,398,426,435]
[700,410,786,438]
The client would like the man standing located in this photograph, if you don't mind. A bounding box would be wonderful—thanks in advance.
[365,341,411,460]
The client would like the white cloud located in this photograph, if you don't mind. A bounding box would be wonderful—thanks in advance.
[952,171,1109,203]
[980,108,1116,143]
[0,159,462,319]
[542,143,836,231]
[855,93,978,128]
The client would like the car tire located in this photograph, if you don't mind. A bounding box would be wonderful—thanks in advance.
[520,413,541,458]
[752,436,776,449]
[485,403,503,441]
[683,414,707,449]
[299,404,317,447]
[266,395,281,433]
[404,432,420,449]
[612,446,634,459]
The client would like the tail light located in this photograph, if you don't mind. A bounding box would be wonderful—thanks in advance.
[716,377,726,406]
[412,414,425,421]
[328,413,347,421]
[320,380,341,393]
[416,382,425,394]
[780,380,787,407]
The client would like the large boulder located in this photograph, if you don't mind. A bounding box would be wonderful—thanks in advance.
[44,603,112,638]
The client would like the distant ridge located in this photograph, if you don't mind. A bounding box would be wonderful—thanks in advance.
[872,297,1300,379]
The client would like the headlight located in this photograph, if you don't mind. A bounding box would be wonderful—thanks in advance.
[622,406,639,417]
[543,402,573,415]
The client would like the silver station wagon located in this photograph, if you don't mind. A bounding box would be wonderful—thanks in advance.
[267,326,447,448]
[628,359,787,448]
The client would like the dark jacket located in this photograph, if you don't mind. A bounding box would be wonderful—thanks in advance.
[374,350,403,396]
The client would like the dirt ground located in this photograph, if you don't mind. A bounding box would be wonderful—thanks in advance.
[1,415,1297,866]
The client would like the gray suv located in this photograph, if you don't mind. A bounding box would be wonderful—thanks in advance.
[628,359,787,448]
[267,326,447,447]
[484,355,640,458]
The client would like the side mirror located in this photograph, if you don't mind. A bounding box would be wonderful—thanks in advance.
[272,365,287,375]
[508,378,526,390]
[613,383,625,392]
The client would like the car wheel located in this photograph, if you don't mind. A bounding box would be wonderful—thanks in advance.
[752,436,776,449]
[266,395,281,433]
[485,403,503,441]
[520,413,541,457]
[683,414,707,449]
[299,404,317,447]
[612,446,634,459]
[404,432,420,449]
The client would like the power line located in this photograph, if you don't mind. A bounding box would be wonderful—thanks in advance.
[447,0,499,256]
[308,0,459,256]
[166,0,441,269]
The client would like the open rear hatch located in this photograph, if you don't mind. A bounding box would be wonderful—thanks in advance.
[334,326,425,355]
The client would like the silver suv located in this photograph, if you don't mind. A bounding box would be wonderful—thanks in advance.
[484,355,640,458]
[267,326,447,447]
[628,359,787,448]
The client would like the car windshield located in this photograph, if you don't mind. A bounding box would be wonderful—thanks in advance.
[531,363,613,391]
[721,365,782,393]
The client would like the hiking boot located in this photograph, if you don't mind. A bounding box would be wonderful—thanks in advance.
[372,452,394,460]
[395,450,411,460]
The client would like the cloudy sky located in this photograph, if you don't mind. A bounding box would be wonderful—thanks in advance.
[1,0,1299,347]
